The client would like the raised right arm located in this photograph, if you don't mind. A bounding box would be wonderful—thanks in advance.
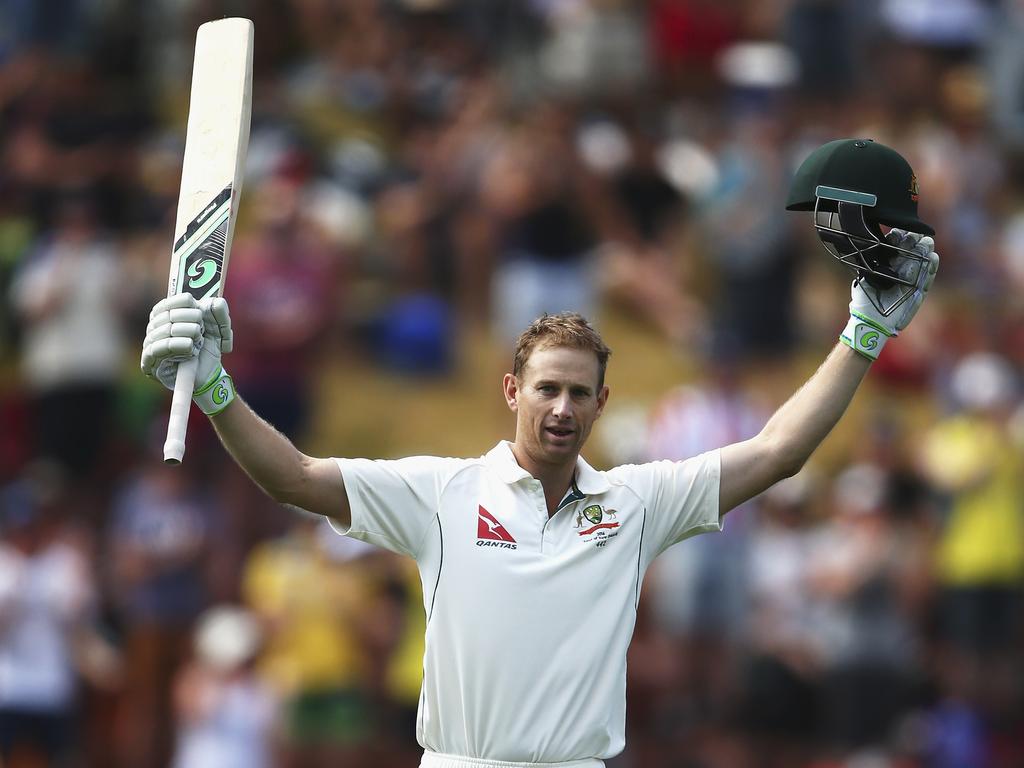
[210,396,350,526]
[141,293,351,527]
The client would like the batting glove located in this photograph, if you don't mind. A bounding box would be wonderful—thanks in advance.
[840,229,939,360]
[141,294,236,415]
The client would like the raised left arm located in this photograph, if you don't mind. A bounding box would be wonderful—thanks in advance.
[719,344,869,515]
[719,229,939,516]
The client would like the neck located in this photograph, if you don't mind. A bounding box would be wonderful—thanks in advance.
[509,442,576,514]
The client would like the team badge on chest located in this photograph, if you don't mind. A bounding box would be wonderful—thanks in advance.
[574,504,620,547]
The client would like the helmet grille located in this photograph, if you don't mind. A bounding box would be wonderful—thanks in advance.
[813,199,926,317]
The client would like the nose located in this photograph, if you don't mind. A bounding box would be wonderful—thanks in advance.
[551,392,573,420]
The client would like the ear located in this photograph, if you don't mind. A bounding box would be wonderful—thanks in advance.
[595,384,609,419]
[502,373,519,412]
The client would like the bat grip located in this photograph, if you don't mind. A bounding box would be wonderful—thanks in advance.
[164,356,199,464]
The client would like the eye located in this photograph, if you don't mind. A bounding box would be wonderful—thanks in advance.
[571,388,590,398]
[538,385,557,394]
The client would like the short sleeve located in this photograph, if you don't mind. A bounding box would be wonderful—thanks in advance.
[331,455,468,558]
[610,450,721,555]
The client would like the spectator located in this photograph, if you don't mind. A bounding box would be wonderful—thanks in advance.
[241,514,380,767]
[107,457,218,768]
[483,106,600,341]
[737,472,822,767]
[644,349,769,645]
[580,118,705,346]
[806,463,929,755]
[920,352,1024,658]
[698,109,801,360]
[171,605,278,768]
[0,464,97,767]
[225,169,345,441]
[9,189,128,479]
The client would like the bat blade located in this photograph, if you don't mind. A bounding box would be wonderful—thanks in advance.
[163,17,253,464]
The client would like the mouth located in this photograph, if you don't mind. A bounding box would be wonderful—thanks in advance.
[545,426,575,441]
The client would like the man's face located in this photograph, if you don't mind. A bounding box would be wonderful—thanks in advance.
[503,344,609,470]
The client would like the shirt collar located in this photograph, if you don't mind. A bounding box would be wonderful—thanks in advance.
[485,441,611,494]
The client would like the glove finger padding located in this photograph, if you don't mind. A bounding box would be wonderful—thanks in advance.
[854,230,938,333]
[154,358,184,391]
[141,336,196,390]
[149,293,200,319]
[146,307,203,335]
[142,293,235,397]
[203,297,233,354]
[143,321,204,346]
[187,297,233,392]
[189,297,236,415]
[885,228,920,251]
[142,334,197,361]
[141,297,207,390]
[843,231,939,359]
[889,245,939,333]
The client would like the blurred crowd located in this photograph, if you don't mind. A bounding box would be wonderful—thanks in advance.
[1,0,1024,766]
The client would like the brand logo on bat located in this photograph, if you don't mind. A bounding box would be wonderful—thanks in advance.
[173,185,232,300]
[187,259,218,289]
[197,199,220,225]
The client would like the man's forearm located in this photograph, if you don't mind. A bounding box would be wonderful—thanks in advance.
[719,343,871,514]
[209,397,349,523]
[209,397,310,503]
[761,343,871,473]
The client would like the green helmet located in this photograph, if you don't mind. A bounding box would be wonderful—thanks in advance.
[786,138,933,316]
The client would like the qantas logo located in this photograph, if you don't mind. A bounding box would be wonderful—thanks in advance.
[477,506,517,549]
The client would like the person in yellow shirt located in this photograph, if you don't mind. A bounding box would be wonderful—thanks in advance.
[241,514,379,766]
[920,352,1024,655]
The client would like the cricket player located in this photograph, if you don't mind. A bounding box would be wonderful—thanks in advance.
[141,139,938,767]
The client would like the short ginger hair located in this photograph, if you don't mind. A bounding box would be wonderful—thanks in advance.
[512,313,612,388]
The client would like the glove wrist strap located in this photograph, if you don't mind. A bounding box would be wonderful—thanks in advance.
[840,314,889,361]
[193,367,236,416]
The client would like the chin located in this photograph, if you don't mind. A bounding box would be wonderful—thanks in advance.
[540,439,580,460]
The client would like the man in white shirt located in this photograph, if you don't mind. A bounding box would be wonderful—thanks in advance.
[141,139,939,767]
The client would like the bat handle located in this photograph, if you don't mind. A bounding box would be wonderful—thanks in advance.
[164,356,199,464]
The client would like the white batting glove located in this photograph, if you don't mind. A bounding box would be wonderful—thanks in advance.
[841,229,939,360]
[141,294,236,414]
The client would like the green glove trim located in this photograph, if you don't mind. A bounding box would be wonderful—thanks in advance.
[193,367,236,416]
[841,315,888,361]
[849,309,893,337]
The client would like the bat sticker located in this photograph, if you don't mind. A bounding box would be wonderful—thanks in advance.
[171,185,232,300]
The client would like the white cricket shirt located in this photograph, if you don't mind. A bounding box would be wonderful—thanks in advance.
[332,441,721,763]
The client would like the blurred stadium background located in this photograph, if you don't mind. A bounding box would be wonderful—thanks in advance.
[1,0,1023,766]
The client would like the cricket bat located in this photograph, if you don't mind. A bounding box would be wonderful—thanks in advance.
[163,18,253,464]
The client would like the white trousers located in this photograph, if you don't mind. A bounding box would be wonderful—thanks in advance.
[420,752,605,768]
